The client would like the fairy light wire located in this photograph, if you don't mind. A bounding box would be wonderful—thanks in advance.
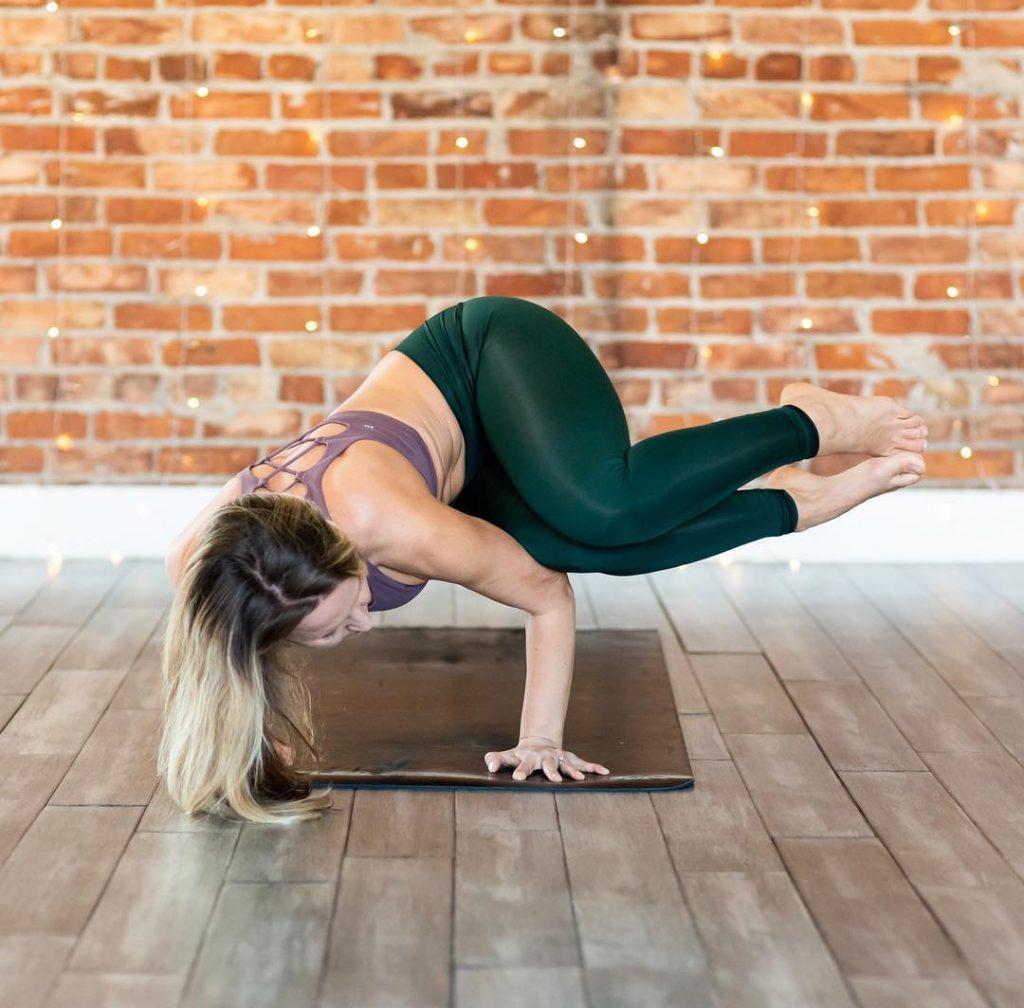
[795,0,820,403]
[960,4,996,490]
[456,0,466,303]
[166,0,194,495]
[47,3,69,574]
[564,0,577,305]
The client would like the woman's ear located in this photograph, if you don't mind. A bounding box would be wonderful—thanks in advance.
[273,738,295,766]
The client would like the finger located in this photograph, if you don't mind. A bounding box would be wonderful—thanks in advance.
[512,759,536,782]
[558,755,586,781]
[541,755,563,783]
[484,750,515,772]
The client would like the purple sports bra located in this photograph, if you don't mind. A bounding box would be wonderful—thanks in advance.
[237,409,438,612]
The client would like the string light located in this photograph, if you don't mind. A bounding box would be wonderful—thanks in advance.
[784,0,820,573]
[957,0,996,483]
[304,0,327,356]
[44,0,73,578]
[167,0,198,496]
[563,0,580,299]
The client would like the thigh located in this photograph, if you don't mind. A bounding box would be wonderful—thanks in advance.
[465,295,814,548]
[466,294,633,515]
[451,455,795,576]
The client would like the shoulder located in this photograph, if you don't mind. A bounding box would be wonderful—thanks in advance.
[352,484,568,614]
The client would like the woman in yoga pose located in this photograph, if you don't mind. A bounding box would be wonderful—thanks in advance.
[161,295,928,824]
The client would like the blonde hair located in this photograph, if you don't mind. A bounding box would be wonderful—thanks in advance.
[158,491,365,825]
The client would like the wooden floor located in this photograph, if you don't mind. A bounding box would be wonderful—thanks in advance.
[0,557,1022,1008]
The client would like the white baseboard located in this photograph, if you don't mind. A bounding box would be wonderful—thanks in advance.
[0,485,1020,563]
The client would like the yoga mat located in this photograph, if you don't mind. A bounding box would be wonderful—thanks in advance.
[292,627,693,791]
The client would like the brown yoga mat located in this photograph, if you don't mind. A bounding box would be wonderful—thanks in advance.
[292,627,693,791]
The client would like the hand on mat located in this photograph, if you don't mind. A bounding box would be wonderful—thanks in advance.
[484,738,611,783]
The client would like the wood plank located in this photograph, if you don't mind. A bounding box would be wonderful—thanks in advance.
[690,653,804,734]
[725,733,873,838]
[714,564,860,681]
[917,882,1024,1008]
[655,759,783,872]
[0,935,75,1008]
[904,563,1024,652]
[589,573,710,715]
[810,604,1002,755]
[650,563,760,654]
[843,564,1023,699]
[680,870,857,1008]
[455,789,558,832]
[101,559,175,610]
[68,830,237,974]
[455,967,586,1008]
[320,856,451,1008]
[0,806,141,937]
[51,606,165,673]
[776,837,967,978]
[659,618,710,716]
[109,614,167,710]
[974,563,1024,614]
[44,973,186,1008]
[583,965,717,1008]
[0,668,125,758]
[840,770,1018,889]
[680,714,730,761]
[227,803,351,883]
[849,976,989,1008]
[455,828,578,967]
[556,792,714,1000]
[785,680,926,772]
[345,789,453,858]
[0,694,21,731]
[960,695,1024,765]
[582,572,662,629]
[14,562,121,626]
[919,750,1024,878]
[182,882,334,1008]
[48,708,161,806]
[0,755,70,866]
[0,623,80,694]
[0,560,50,617]
[136,782,245,834]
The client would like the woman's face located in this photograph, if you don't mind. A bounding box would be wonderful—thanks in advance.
[287,573,372,649]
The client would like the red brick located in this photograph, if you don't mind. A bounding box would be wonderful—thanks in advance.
[806,271,903,298]
[875,310,970,336]
[853,21,957,47]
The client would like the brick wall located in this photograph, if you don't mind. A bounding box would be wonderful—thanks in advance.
[1,3,1021,487]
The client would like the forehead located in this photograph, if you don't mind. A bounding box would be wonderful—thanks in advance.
[300,576,361,628]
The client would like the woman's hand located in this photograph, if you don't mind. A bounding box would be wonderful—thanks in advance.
[484,736,611,783]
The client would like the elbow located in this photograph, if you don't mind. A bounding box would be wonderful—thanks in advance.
[532,572,574,617]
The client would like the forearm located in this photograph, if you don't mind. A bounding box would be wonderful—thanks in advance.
[518,588,577,747]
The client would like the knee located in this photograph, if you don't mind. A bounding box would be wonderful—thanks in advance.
[563,503,649,549]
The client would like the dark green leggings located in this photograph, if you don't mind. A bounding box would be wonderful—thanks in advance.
[394,295,820,576]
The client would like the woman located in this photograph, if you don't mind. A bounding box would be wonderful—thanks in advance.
[161,295,928,824]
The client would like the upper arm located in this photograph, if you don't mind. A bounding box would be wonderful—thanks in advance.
[373,493,570,616]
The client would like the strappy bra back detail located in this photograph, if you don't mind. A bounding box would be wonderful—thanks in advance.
[236,409,438,613]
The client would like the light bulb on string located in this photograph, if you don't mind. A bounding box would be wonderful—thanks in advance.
[46,0,71,574]
[561,0,581,308]
[957,0,997,490]
[766,0,824,547]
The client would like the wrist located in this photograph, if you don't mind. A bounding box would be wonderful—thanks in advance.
[519,734,562,747]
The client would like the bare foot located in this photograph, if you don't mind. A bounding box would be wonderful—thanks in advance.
[780,381,928,459]
[764,452,926,533]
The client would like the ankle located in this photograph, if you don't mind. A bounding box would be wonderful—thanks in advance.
[780,403,822,458]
